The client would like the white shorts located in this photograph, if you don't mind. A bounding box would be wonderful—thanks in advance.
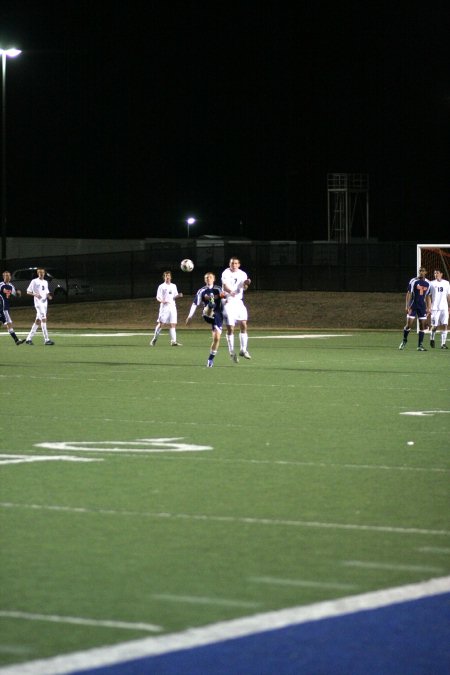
[223,299,248,326]
[34,300,48,321]
[157,304,177,324]
[431,309,449,327]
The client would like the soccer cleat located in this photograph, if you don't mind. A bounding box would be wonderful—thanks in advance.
[150,337,157,346]
[430,339,435,348]
[206,359,214,367]
[25,340,33,345]
[171,341,182,346]
[417,345,426,351]
[239,350,251,359]
[15,339,25,345]
[230,352,239,363]
[45,340,55,346]
[441,344,448,349]
[398,341,406,350]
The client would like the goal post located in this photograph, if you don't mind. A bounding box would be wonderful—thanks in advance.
[417,244,450,279]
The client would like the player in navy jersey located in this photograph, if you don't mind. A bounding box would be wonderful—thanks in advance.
[0,292,7,327]
[399,267,431,351]
[185,272,225,367]
[0,271,25,345]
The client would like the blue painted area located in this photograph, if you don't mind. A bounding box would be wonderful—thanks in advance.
[76,593,450,674]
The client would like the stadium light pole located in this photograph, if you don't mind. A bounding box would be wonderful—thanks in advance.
[1,47,21,264]
[186,217,196,238]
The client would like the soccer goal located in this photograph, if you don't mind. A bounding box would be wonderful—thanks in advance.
[417,244,450,279]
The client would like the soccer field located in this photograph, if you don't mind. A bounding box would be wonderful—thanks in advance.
[1,329,449,673]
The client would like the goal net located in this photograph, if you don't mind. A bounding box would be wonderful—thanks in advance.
[417,244,450,280]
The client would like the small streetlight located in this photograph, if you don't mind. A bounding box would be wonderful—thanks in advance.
[1,47,22,264]
[186,217,196,238]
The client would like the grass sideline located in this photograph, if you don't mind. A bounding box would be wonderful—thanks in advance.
[0,329,448,669]
[9,291,404,330]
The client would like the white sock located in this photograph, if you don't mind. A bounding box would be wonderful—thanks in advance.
[442,330,448,345]
[41,323,49,341]
[170,327,176,342]
[27,323,38,340]
[226,334,234,354]
[240,333,248,352]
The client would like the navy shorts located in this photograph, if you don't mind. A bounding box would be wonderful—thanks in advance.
[203,312,223,331]
[407,302,427,320]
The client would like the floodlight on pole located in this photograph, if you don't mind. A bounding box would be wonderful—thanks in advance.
[186,217,196,238]
[1,47,22,264]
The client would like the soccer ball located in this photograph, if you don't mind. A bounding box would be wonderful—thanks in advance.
[180,258,194,272]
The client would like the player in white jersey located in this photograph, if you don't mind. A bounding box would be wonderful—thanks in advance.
[221,257,251,362]
[429,269,450,349]
[150,271,183,346]
[25,268,55,345]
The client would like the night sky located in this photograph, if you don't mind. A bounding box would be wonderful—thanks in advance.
[1,1,449,242]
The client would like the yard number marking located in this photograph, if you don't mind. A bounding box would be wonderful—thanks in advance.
[34,438,213,453]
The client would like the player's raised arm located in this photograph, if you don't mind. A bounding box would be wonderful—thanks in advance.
[185,302,197,324]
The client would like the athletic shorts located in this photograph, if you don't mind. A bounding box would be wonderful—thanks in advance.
[431,308,449,327]
[223,299,248,326]
[203,312,223,332]
[34,300,48,321]
[157,304,177,324]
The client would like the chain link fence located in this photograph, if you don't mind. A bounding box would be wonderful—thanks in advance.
[5,240,416,305]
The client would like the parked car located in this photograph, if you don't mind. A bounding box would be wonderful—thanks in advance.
[11,268,93,298]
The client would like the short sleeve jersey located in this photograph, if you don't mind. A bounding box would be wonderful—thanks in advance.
[156,282,179,305]
[429,278,450,311]
[221,268,248,301]
[27,277,51,302]
[407,276,430,313]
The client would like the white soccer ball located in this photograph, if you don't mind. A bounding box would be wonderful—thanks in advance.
[180,258,194,272]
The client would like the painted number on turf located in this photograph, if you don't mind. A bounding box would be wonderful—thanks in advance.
[34,437,213,453]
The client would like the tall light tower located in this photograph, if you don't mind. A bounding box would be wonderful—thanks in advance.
[1,47,21,264]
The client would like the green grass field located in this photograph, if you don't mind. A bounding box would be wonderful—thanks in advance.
[1,328,449,669]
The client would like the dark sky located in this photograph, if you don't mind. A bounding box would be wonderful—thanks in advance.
[1,1,449,242]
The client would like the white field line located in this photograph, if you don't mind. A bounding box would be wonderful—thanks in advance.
[251,334,353,339]
[342,560,444,573]
[1,502,449,537]
[0,612,161,633]
[130,455,450,474]
[417,547,450,554]
[151,595,260,609]
[0,576,449,675]
[0,333,145,338]
[13,444,450,474]
[400,410,450,416]
[8,448,450,473]
[0,455,102,466]
[3,332,353,339]
[248,576,357,590]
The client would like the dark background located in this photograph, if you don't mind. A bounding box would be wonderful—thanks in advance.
[1,1,449,242]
